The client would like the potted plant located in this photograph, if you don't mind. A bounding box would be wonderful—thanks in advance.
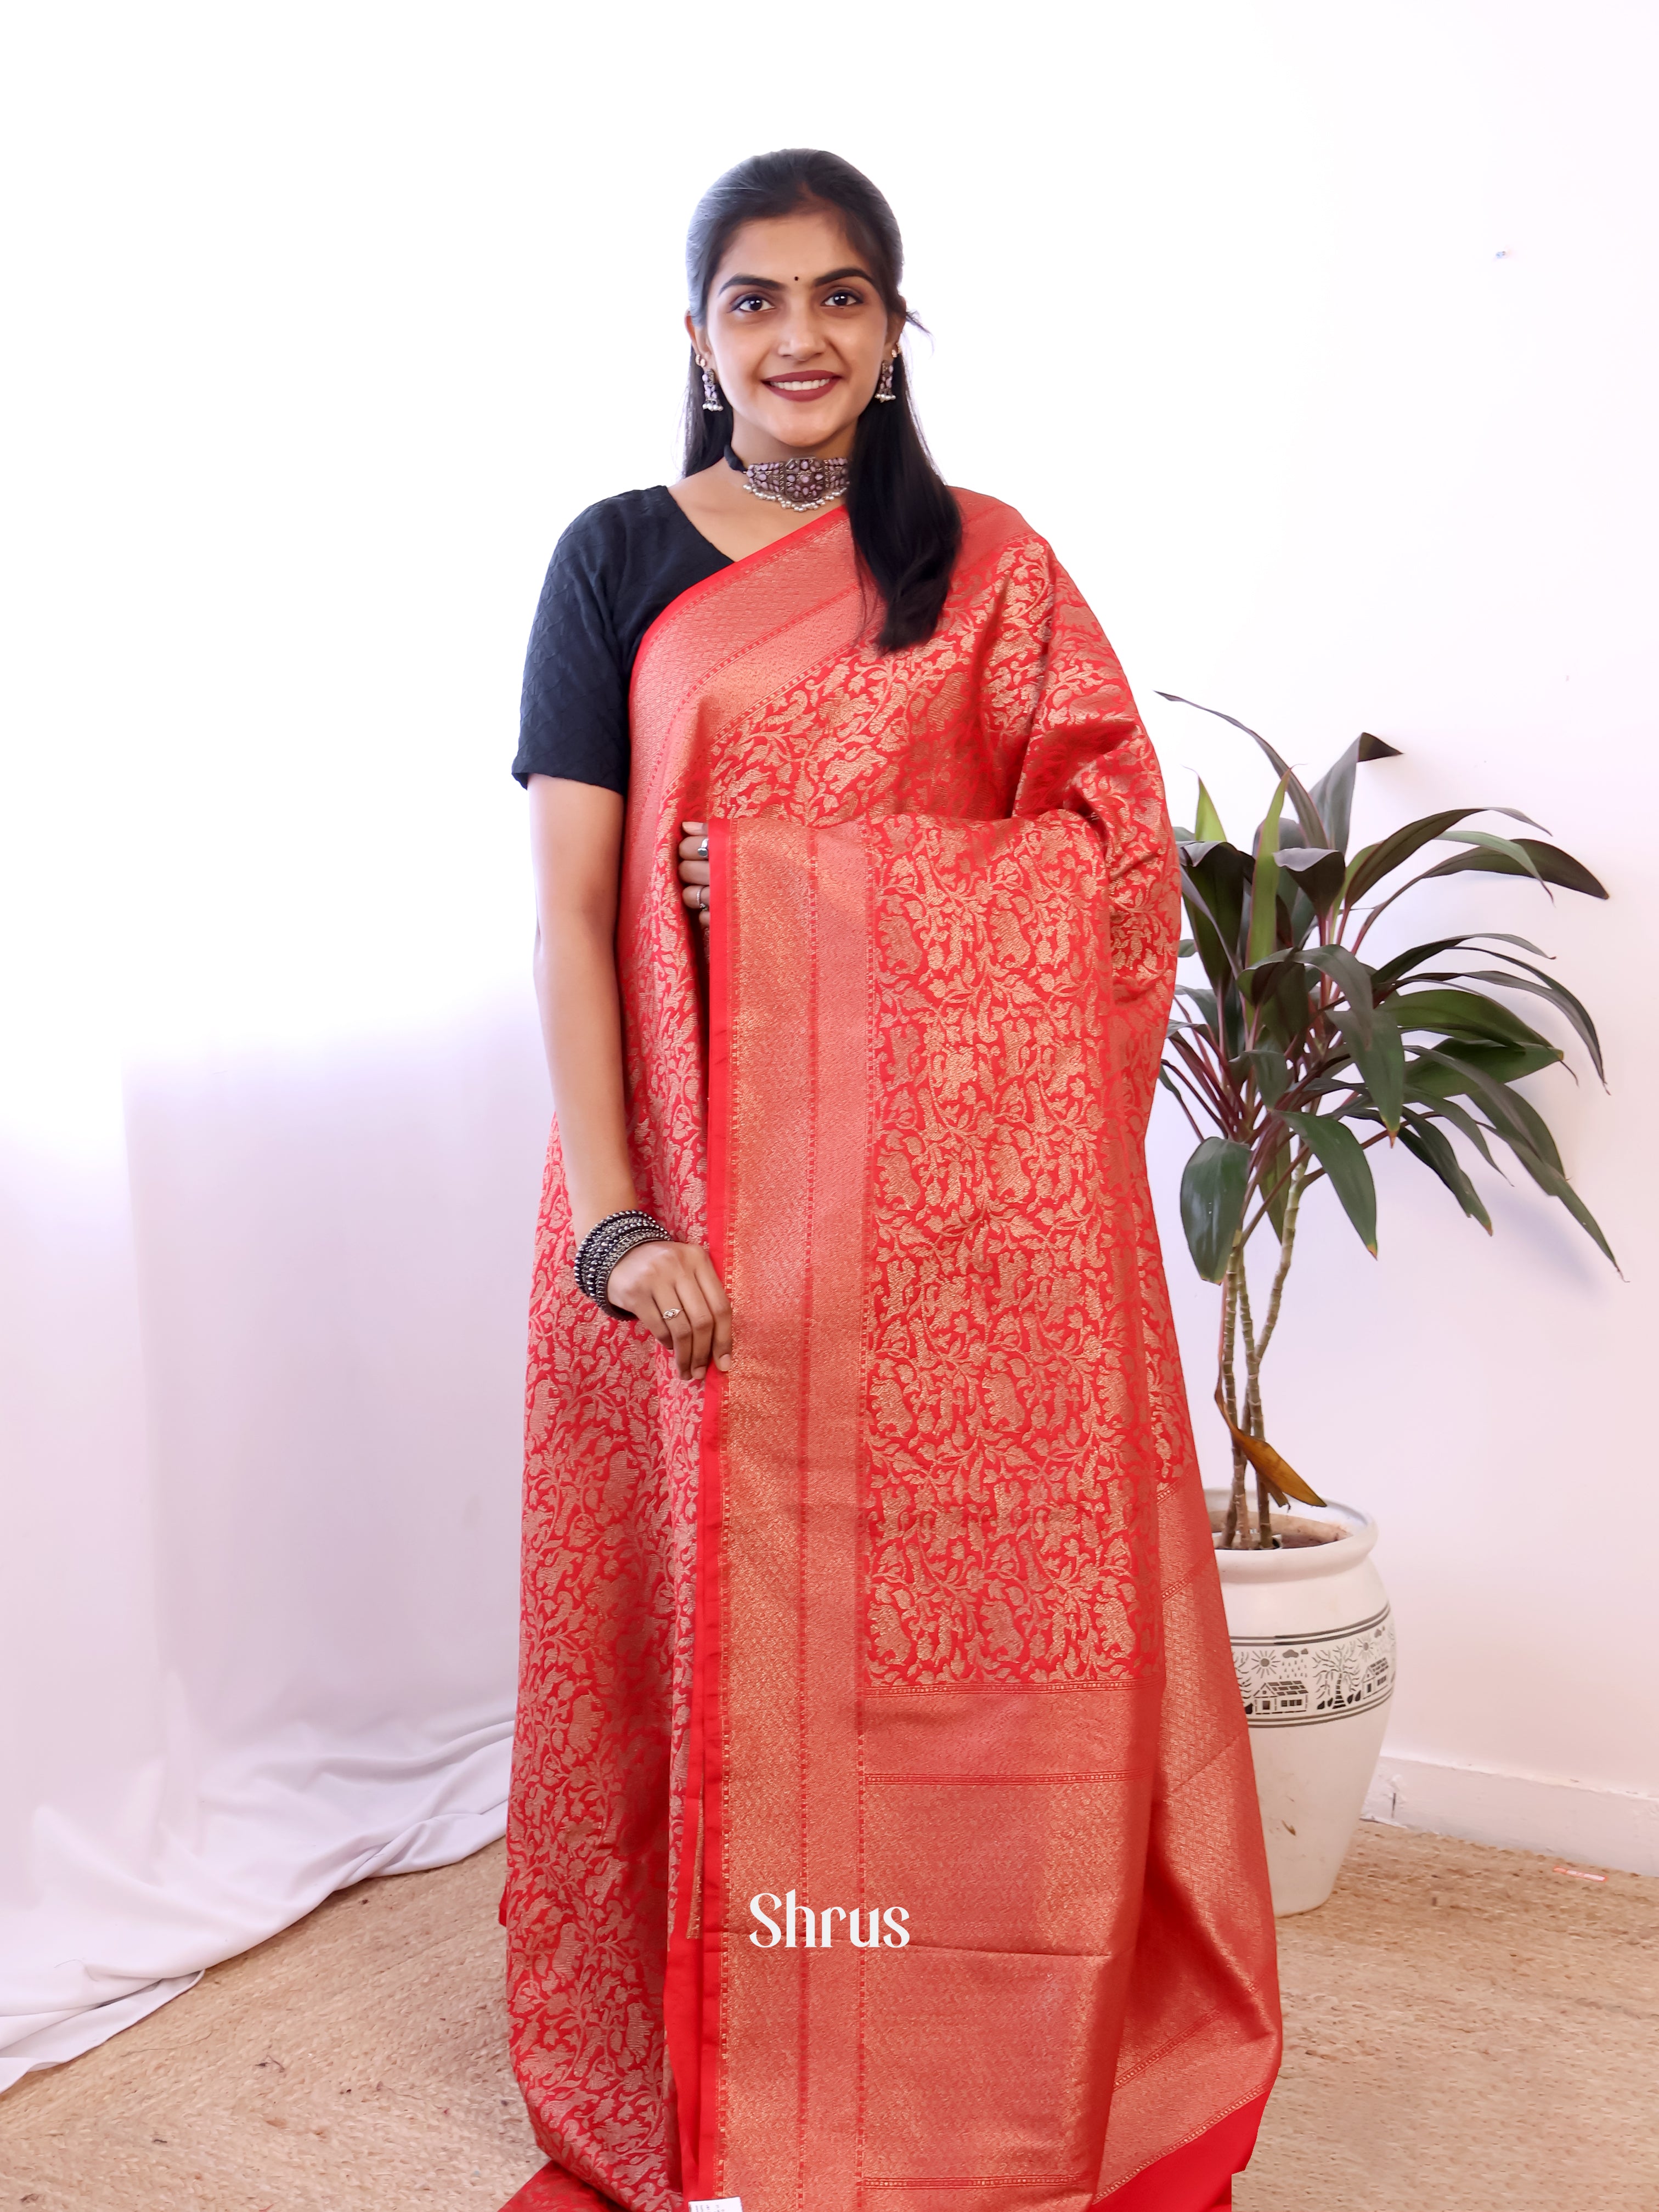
[1156,693,1612,1911]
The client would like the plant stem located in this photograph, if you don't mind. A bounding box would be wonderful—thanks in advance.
[1220,1249,1248,1548]
[1234,1256,1271,1548]
[1163,1075,1206,1142]
[1255,1150,1310,1365]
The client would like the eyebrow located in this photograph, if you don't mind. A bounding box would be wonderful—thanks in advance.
[717,265,878,294]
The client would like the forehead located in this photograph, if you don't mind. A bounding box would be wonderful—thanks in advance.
[711,205,862,286]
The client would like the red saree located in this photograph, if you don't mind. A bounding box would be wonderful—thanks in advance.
[502,494,1280,2212]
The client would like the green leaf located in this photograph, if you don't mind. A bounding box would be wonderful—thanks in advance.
[1181,842,1250,991]
[1307,732,1402,859]
[1181,898,1232,1003]
[1372,932,1550,989]
[1331,1006,1406,1135]
[1155,692,1330,847]
[1177,937,1197,960]
[1278,1109,1379,1254]
[1455,968,1606,1083]
[1477,1069,1564,1172]
[1402,1088,1503,1171]
[1435,1044,1620,1267]
[1301,943,1376,1041]
[1387,988,1553,1051]
[1193,778,1227,844]
[1503,1137,1620,1270]
[1408,1039,1562,1089]
[1180,1137,1251,1282]
[1242,1047,1293,1105]
[1247,777,1291,968]
[1419,838,1609,900]
[1274,846,1347,912]
[1285,881,1320,952]
[1397,1111,1493,1232]
[1239,950,1299,1006]
[1435,829,1548,885]
[1221,981,1247,1063]
[1345,807,1542,907]
[1416,1046,1564,1172]
[1344,808,1488,906]
[1262,957,1313,1055]
[1258,1120,1293,1239]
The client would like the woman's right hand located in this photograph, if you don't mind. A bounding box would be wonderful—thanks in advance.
[679,821,711,933]
[605,1238,732,1382]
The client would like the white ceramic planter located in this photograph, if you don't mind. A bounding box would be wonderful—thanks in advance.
[1207,1492,1395,1916]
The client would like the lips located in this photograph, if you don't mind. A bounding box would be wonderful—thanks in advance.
[765,374,842,403]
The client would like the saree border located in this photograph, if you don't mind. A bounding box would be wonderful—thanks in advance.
[632,501,851,678]
[662,818,736,2202]
[667,819,875,2212]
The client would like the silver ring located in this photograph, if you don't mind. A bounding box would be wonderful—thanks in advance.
[699,884,709,911]
[697,837,708,859]
[661,1307,681,1321]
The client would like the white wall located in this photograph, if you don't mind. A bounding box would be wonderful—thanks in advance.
[7,0,1655,1921]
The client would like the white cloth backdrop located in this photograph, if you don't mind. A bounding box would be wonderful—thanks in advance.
[6,0,1657,2090]
[0,992,545,2089]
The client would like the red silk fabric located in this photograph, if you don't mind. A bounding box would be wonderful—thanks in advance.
[501,496,1280,2212]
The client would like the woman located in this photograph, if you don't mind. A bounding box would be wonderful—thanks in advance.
[502,150,1280,2212]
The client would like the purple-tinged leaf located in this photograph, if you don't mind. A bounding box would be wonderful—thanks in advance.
[1419,838,1609,900]
[1156,692,1329,847]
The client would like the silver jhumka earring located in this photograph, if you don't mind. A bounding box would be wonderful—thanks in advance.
[874,356,897,402]
[699,360,724,412]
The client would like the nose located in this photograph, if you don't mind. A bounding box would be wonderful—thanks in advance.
[774,301,827,358]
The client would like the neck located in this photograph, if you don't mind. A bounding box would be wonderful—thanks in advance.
[726,411,856,466]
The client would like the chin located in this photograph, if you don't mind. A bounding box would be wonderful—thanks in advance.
[756,407,861,451]
[788,429,848,453]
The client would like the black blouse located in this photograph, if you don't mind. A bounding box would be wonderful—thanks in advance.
[512,488,731,794]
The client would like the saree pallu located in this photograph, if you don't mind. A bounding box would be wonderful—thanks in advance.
[502,494,1280,2212]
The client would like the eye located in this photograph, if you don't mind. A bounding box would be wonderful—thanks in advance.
[823,288,864,307]
[730,293,771,314]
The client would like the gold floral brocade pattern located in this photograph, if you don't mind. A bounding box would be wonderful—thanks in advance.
[860,812,1159,1686]
[502,494,1276,2212]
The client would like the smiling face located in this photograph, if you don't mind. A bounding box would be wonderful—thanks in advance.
[688,205,905,463]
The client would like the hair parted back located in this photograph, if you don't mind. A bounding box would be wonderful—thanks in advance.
[684,149,962,654]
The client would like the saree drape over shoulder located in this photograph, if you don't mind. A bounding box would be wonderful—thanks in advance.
[502,495,1280,2212]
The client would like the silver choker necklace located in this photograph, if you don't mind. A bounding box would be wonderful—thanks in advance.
[725,445,849,513]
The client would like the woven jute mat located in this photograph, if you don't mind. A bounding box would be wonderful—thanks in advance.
[1,1826,1655,2209]
[1237,1823,1659,2211]
[0,1842,541,2208]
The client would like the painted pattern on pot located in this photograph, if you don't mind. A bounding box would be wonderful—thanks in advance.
[1232,1605,1396,1728]
[1207,1494,1393,1915]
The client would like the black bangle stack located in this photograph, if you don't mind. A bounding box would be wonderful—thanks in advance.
[574,1209,674,1320]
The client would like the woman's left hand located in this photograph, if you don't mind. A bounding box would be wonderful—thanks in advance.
[678,821,711,933]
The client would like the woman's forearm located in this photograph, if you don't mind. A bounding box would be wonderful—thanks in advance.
[533,911,638,1241]
[528,775,730,1380]
[527,777,636,1242]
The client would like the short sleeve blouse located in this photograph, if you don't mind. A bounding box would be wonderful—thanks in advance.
[512,488,731,794]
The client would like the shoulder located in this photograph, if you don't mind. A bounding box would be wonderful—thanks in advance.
[550,486,676,575]
[943,492,1114,658]
[948,488,1056,588]
[944,488,1059,613]
[950,488,1046,556]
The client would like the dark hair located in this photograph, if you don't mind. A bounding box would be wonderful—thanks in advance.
[683,149,962,654]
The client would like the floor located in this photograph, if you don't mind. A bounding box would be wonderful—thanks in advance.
[1,1825,1654,2210]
